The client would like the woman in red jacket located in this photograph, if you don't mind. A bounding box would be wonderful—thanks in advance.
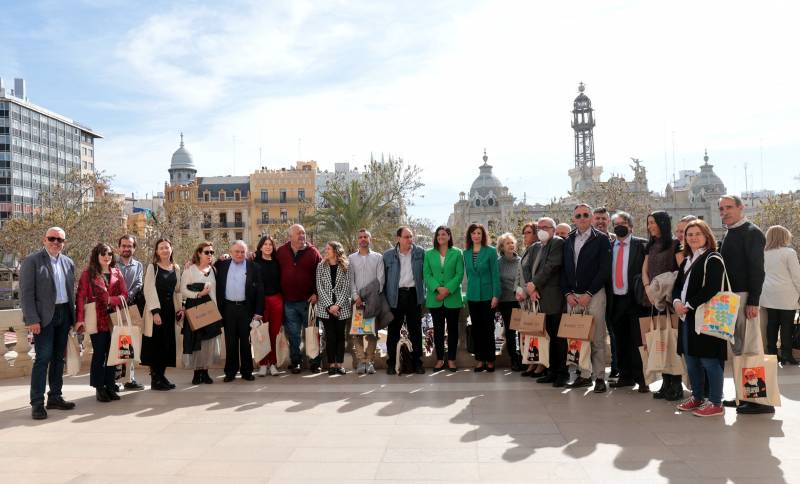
[76,243,128,402]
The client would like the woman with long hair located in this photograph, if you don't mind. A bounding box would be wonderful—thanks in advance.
[141,238,183,391]
[315,241,352,374]
[76,243,128,402]
[463,223,500,372]
[423,226,464,372]
[181,241,222,384]
[254,234,283,376]
[642,210,685,400]
[761,225,800,364]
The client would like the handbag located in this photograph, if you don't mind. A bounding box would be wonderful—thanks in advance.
[733,353,781,406]
[304,303,321,359]
[350,304,376,335]
[275,327,290,367]
[565,338,592,373]
[645,315,670,373]
[694,253,740,343]
[186,299,223,331]
[521,330,550,367]
[516,301,547,336]
[106,304,142,366]
[250,321,271,363]
[65,331,81,376]
[558,306,594,340]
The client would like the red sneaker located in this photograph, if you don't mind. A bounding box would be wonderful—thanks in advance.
[693,403,724,417]
[676,397,704,412]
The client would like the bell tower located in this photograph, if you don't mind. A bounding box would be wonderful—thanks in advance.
[568,82,603,192]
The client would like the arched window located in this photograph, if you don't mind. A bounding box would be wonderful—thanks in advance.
[475,199,481,207]
[487,198,494,206]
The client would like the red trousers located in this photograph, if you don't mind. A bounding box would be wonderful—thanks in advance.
[258,294,284,366]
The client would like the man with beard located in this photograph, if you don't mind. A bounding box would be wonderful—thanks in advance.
[117,235,145,391]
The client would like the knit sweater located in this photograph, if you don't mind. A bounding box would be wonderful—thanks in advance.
[719,221,766,306]
[498,253,522,302]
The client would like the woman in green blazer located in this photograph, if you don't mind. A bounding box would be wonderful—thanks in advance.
[463,223,501,372]
[424,226,464,372]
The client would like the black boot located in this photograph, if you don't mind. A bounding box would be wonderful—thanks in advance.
[665,375,684,401]
[192,370,203,385]
[653,374,671,399]
[96,388,112,402]
[201,370,214,384]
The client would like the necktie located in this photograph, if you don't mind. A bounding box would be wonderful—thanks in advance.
[615,241,625,289]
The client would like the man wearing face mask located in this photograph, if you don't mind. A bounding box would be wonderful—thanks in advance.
[517,217,568,386]
[606,212,649,392]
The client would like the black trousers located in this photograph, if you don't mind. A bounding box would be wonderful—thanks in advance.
[546,313,569,378]
[498,301,521,364]
[223,303,253,377]
[387,288,423,368]
[89,332,116,389]
[766,308,797,357]
[610,294,644,381]
[322,316,348,364]
[430,306,460,361]
[469,300,496,362]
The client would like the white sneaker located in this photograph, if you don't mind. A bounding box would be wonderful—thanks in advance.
[367,362,376,374]
[257,365,268,377]
[356,362,367,374]
[269,364,279,376]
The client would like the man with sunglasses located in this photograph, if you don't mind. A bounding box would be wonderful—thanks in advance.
[561,204,612,393]
[20,227,78,420]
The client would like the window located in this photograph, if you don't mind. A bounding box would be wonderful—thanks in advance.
[234,191,241,201]
[280,209,288,223]
[475,199,481,207]
[219,212,227,224]
[298,188,305,201]
[235,232,243,240]
[261,211,269,224]
[234,212,242,226]
[260,189,268,202]
[204,232,211,240]
[204,192,209,202]
[280,189,287,203]
[487,198,494,206]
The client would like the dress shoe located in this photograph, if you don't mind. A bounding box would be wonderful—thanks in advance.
[553,377,568,388]
[568,376,592,388]
[446,362,457,372]
[96,388,112,402]
[609,369,620,380]
[124,380,145,391]
[31,404,47,420]
[309,365,321,374]
[537,374,556,384]
[722,399,738,408]
[223,375,235,382]
[337,367,347,375]
[432,366,443,373]
[105,386,121,401]
[473,365,485,373]
[510,361,524,372]
[201,370,214,384]
[162,376,177,389]
[192,371,204,385]
[328,367,337,375]
[242,374,255,381]
[530,370,546,378]
[415,366,426,374]
[736,402,775,414]
[521,368,536,377]
[593,379,607,393]
[290,365,302,375]
[610,378,635,388]
[387,367,397,375]
[46,397,76,410]
[637,382,651,393]
[151,379,172,391]
[486,364,495,373]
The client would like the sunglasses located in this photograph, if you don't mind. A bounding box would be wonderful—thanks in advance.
[203,250,215,256]
[47,236,65,243]
[574,213,590,219]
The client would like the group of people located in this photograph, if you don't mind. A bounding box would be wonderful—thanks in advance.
[20,194,800,420]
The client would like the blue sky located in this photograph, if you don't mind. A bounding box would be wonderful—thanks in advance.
[3,0,799,224]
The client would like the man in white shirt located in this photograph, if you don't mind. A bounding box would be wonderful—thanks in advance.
[348,229,385,374]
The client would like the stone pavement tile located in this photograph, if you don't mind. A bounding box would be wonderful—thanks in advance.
[556,422,663,446]
[477,446,575,463]
[378,462,481,481]
[288,447,386,463]
[176,460,282,479]
[684,458,799,479]
[270,462,379,480]
[474,433,568,448]
[479,461,589,481]
[70,475,267,484]
[380,447,478,463]
[576,459,696,481]
[465,411,556,425]
[10,472,82,484]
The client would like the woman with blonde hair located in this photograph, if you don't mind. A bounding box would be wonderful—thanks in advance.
[761,225,800,365]
[316,241,353,375]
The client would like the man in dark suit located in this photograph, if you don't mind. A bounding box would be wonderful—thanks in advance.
[215,240,264,381]
[518,217,568,387]
[606,212,649,392]
[561,204,613,393]
[20,227,78,420]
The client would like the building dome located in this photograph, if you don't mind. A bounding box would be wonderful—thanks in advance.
[689,149,726,198]
[573,82,592,110]
[469,150,504,197]
[170,133,195,169]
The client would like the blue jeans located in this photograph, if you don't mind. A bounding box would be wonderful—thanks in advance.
[283,301,321,367]
[682,322,724,405]
[30,304,71,405]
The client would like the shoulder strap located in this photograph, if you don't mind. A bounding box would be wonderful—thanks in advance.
[701,252,731,291]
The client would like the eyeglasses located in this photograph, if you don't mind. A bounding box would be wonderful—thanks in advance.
[574,213,590,219]
[203,250,215,256]
[538,226,554,230]
[46,236,65,243]
[100,252,113,257]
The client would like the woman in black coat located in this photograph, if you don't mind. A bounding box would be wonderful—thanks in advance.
[672,219,726,417]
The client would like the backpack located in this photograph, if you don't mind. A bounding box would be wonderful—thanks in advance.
[395,326,415,375]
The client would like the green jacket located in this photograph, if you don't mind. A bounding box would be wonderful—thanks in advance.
[423,247,464,308]
[463,245,501,302]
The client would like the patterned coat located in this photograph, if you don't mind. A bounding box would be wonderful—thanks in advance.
[315,261,353,320]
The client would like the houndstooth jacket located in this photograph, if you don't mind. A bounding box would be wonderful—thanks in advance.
[315,261,352,320]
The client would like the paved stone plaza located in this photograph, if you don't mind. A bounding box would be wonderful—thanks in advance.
[2,367,800,484]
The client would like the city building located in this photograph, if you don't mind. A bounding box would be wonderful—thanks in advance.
[316,162,361,204]
[0,76,101,226]
[163,135,316,245]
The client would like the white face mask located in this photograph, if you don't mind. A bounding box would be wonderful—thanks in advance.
[537,230,551,242]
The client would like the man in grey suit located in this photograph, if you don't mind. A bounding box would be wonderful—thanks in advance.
[20,227,80,420]
[517,217,568,387]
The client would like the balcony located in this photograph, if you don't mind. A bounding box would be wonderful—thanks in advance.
[202,221,245,228]
[257,197,306,204]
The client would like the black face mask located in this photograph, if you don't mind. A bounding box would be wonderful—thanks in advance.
[613,225,630,238]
